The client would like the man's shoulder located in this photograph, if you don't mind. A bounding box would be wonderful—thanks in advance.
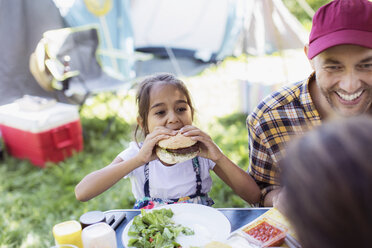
[247,80,307,129]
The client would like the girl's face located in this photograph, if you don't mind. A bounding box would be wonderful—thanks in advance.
[146,83,193,133]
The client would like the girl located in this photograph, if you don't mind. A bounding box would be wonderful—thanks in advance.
[75,73,260,208]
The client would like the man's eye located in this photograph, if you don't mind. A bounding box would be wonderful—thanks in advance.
[324,65,342,71]
[357,63,372,70]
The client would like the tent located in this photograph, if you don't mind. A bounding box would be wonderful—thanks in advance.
[0,0,309,105]
[130,0,309,61]
[221,0,309,58]
[130,0,232,62]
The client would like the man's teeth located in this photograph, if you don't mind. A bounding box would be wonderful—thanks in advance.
[337,90,363,101]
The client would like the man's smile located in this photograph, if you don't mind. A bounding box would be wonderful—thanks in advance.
[335,90,364,105]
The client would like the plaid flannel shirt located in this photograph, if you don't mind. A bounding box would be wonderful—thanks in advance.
[247,73,322,205]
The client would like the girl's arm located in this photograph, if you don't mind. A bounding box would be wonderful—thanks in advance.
[75,127,175,201]
[212,155,261,204]
[180,125,261,204]
[75,155,144,202]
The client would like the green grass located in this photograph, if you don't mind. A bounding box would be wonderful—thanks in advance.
[0,96,250,247]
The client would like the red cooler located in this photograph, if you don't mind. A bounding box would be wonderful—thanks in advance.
[0,98,83,168]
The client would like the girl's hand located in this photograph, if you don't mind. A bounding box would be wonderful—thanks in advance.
[180,125,224,163]
[136,127,177,164]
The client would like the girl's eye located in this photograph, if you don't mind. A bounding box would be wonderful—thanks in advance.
[177,107,188,113]
[155,110,165,115]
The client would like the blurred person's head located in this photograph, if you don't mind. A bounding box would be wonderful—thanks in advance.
[280,116,372,248]
[305,0,372,118]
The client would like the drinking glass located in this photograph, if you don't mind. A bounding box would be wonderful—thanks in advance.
[82,222,117,248]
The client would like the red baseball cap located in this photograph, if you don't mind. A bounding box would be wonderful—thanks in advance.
[308,0,372,59]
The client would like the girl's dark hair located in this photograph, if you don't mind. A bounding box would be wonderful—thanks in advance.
[134,73,195,143]
[280,116,372,248]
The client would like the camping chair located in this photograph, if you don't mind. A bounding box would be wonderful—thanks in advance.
[30,25,152,107]
[29,25,152,134]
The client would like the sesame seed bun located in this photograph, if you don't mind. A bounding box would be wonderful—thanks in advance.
[157,132,197,149]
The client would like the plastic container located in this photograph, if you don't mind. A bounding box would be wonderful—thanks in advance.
[226,234,255,247]
[237,217,287,247]
[79,211,107,229]
[0,98,83,167]
[53,220,83,248]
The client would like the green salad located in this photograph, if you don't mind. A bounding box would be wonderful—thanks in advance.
[127,208,195,248]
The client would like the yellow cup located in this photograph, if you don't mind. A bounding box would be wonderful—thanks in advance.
[52,220,83,248]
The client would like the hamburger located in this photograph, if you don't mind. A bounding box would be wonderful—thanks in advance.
[156,132,200,164]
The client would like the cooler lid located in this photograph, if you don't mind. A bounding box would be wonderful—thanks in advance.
[0,100,80,133]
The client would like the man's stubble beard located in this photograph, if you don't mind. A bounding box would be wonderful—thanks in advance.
[319,83,372,117]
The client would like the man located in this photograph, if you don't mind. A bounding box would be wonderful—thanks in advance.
[247,0,372,206]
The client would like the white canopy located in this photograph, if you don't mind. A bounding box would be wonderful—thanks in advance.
[235,0,309,56]
[130,0,309,61]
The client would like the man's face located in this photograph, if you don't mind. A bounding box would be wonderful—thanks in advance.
[311,45,372,117]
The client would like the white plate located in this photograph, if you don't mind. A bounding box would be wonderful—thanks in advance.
[122,203,231,247]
